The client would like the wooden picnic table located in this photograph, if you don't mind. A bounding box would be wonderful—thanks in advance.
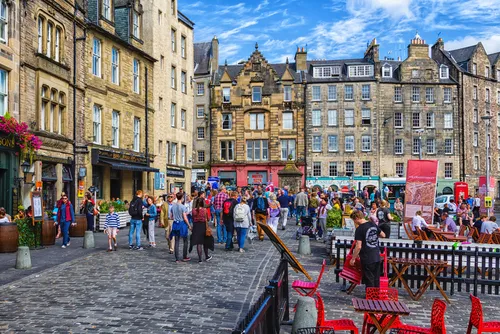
[388,257,450,303]
[352,298,410,334]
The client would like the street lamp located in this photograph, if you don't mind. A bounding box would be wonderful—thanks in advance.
[481,115,492,216]
[414,129,424,160]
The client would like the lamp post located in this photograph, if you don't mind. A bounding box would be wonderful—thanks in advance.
[481,115,492,216]
[414,129,424,160]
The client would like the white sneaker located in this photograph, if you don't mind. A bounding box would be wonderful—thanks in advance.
[67,242,71,246]
[239,248,245,253]
[61,245,66,249]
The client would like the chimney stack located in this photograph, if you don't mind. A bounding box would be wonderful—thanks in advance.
[408,32,429,59]
[295,46,307,72]
[364,38,379,62]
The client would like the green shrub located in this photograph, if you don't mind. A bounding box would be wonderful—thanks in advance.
[391,212,402,222]
[15,218,41,248]
[98,200,127,213]
[327,208,342,228]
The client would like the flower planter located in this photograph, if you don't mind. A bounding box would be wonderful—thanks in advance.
[0,222,19,253]
[98,211,131,231]
[42,217,56,246]
[69,214,87,237]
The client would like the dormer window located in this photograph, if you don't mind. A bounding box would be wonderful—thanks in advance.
[348,65,373,77]
[485,66,490,78]
[252,86,262,103]
[313,66,340,78]
[132,11,140,39]
[382,64,392,78]
[102,0,111,21]
[440,65,449,79]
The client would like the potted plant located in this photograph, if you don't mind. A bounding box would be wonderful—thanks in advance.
[0,112,42,163]
[97,200,130,231]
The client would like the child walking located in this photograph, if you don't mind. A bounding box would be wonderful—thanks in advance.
[104,205,120,251]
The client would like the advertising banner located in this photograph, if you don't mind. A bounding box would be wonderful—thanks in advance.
[403,160,439,226]
[478,176,496,215]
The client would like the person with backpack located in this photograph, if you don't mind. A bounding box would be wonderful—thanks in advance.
[376,200,393,238]
[81,192,96,232]
[252,191,268,241]
[267,193,281,233]
[190,197,213,263]
[170,192,192,263]
[233,197,252,253]
[221,191,238,251]
[128,190,145,250]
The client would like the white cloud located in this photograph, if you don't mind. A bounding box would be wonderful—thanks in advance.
[255,0,269,12]
[446,35,500,54]
[219,21,258,39]
[215,3,247,16]
[219,44,242,61]
[346,0,413,19]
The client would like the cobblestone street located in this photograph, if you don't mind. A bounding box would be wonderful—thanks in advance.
[0,223,499,333]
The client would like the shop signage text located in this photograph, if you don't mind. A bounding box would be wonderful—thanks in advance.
[0,136,15,149]
[166,168,185,178]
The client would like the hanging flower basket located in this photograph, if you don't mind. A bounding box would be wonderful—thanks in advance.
[0,113,42,162]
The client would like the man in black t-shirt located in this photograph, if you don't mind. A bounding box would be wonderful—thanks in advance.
[350,210,386,288]
[376,200,393,238]
[221,191,239,251]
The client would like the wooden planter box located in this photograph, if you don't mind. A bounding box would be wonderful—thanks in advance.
[98,211,131,231]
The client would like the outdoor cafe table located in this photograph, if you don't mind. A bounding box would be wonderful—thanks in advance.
[388,257,450,303]
[352,298,410,334]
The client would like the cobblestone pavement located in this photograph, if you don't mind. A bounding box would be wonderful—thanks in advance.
[0,221,499,333]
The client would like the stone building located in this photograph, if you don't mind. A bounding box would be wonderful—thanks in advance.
[210,44,306,188]
[83,0,156,201]
[0,0,21,214]
[432,39,500,194]
[19,0,86,210]
[143,1,194,194]
[377,34,460,197]
[303,47,380,192]
[192,37,218,182]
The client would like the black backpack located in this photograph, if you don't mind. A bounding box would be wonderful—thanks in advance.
[86,201,95,215]
[128,198,140,216]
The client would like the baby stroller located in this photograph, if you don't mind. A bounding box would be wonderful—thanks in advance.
[296,216,318,240]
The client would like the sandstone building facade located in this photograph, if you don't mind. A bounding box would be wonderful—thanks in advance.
[210,44,306,188]
[143,1,194,194]
[192,37,218,182]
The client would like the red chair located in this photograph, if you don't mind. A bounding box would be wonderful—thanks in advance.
[467,294,500,333]
[293,259,327,298]
[395,299,447,334]
[315,292,359,334]
[339,242,362,294]
[363,288,401,334]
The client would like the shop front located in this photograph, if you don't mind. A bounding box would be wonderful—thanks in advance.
[436,179,459,196]
[381,177,406,208]
[306,176,380,193]
[39,160,73,211]
[0,135,18,215]
[90,149,158,201]
[166,167,187,193]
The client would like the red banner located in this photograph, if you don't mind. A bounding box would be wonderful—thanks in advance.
[403,160,439,226]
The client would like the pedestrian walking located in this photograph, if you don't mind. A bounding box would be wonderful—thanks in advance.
[233,197,252,252]
[277,189,290,230]
[160,194,175,254]
[190,197,214,263]
[145,197,157,248]
[213,186,229,244]
[222,191,238,250]
[267,193,281,233]
[252,191,268,241]
[141,194,150,241]
[170,192,192,263]
[317,198,332,242]
[104,204,120,251]
[57,195,75,249]
[349,210,385,289]
[128,190,144,250]
[81,192,96,232]
[376,200,393,238]
[294,188,309,224]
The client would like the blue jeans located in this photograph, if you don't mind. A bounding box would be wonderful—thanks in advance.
[296,206,307,223]
[235,227,248,249]
[129,219,142,247]
[215,209,226,243]
[225,228,234,249]
[62,221,71,246]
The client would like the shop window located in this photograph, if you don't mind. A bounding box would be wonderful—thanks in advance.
[0,1,7,44]
[0,68,7,116]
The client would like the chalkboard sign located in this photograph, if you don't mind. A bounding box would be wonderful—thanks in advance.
[31,191,43,221]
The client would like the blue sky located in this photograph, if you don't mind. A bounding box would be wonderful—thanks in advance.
[178,0,500,65]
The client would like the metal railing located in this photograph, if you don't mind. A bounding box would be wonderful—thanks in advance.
[334,239,500,296]
[233,259,290,334]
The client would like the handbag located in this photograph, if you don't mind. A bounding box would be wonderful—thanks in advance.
[205,222,213,237]
[93,208,99,216]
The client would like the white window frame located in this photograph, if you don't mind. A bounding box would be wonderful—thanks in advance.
[394,138,403,154]
[197,82,204,95]
[394,86,402,102]
[473,132,478,147]
[382,64,392,78]
[281,139,296,160]
[282,112,293,130]
[474,109,478,124]
[133,117,140,152]
[327,109,337,126]
[473,86,477,100]
[444,163,453,179]
[46,22,52,58]
[444,87,451,103]
[171,142,177,164]
[220,140,234,161]
[412,138,420,155]
[103,0,111,20]
[132,11,140,39]
[92,38,101,77]
[344,109,354,126]
[486,88,490,103]
[426,112,435,128]
[250,113,264,130]
[222,113,232,130]
[180,145,186,166]
[252,86,262,102]
[474,156,479,170]
[246,140,268,161]
[327,85,337,101]
[133,59,140,93]
[412,86,420,103]
[284,85,292,101]
[93,105,102,144]
[181,35,186,58]
[171,29,176,52]
[345,135,354,152]
[396,163,404,177]
[362,161,371,176]
[425,87,434,103]
[313,66,340,78]
[170,103,176,128]
[222,87,230,103]
[0,69,7,116]
[473,63,477,75]
[171,66,176,89]
[394,112,403,128]
[197,151,205,163]
[444,113,453,129]
[196,106,204,118]
[312,135,322,152]
[181,71,186,93]
[345,161,354,174]
[37,17,43,53]
[344,85,353,100]
[426,138,436,154]
[329,162,338,177]
[312,162,321,177]
[111,47,120,85]
[361,135,371,152]
[312,86,321,101]
[181,109,185,129]
[445,138,453,154]
[0,1,7,44]
[361,109,371,125]
[327,135,338,152]
[54,28,60,62]
[440,65,449,79]
[111,111,119,148]
[348,65,373,77]
[197,127,205,140]
[312,109,321,126]
[412,112,421,128]
[485,66,490,78]
[361,84,370,100]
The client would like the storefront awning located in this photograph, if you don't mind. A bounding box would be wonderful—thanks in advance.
[100,159,159,173]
